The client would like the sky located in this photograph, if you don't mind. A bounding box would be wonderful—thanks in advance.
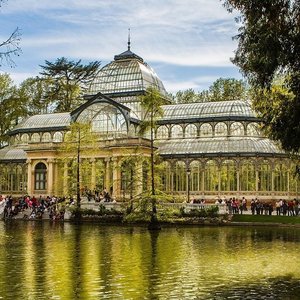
[0,0,242,93]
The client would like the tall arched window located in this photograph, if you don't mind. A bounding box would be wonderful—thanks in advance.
[160,161,171,192]
[204,160,219,191]
[185,124,198,138]
[190,161,201,191]
[35,162,47,190]
[258,160,271,191]
[220,160,237,191]
[240,160,256,191]
[274,163,288,191]
[173,161,186,191]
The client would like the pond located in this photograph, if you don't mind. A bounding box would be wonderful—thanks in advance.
[0,222,300,299]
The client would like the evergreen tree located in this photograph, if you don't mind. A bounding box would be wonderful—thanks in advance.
[40,57,101,112]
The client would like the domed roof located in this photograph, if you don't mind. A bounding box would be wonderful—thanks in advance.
[88,47,168,97]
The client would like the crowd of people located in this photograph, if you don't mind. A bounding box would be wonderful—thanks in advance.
[0,194,68,220]
[190,196,300,216]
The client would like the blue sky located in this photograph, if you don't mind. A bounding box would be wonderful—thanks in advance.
[0,0,242,93]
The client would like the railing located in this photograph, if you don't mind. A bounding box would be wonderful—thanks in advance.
[80,200,227,214]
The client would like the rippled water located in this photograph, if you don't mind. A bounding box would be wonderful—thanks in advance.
[0,222,300,299]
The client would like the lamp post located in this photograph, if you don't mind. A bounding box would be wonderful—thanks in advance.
[187,167,191,203]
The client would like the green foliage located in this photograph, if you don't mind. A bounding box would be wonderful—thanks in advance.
[173,78,248,103]
[17,77,54,114]
[58,122,99,197]
[223,0,300,152]
[39,57,101,112]
[0,73,26,147]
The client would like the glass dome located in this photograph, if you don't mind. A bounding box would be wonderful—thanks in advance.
[88,48,168,97]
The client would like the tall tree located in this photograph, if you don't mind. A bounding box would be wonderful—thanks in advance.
[139,87,165,229]
[223,0,300,152]
[0,0,21,68]
[59,121,98,221]
[39,57,101,112]
[0,73,26,147]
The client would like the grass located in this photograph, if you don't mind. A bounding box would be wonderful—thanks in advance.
[232,214,300,224]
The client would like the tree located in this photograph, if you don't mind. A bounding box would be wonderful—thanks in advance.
[17,77,54,115]
[59,121,98,221]
[173,78,248,103]
[0,73,26,147]
[39,57,101,112]
[222,0,300,152]
[0,1,21,68]
[139,87,165,229]
[206,78,248,102]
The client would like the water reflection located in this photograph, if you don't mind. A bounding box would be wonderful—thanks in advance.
[0,222,300,299]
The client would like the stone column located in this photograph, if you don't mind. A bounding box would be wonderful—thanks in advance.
[63,161,68,196]
[135,159,143,197]
[26,159,33,196]
[112,157,121,200]
[53,159,59,196]
[105,158,111,192]
[91,158,96,191]
[47,158,54,196]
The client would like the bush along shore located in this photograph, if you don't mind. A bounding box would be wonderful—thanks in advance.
[70,203,227,226]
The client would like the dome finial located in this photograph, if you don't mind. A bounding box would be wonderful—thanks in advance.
[128,28,131,51]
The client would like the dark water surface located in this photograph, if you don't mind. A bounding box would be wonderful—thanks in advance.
[0,222,300,299]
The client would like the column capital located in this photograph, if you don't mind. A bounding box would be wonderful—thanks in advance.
[26,159,32,164]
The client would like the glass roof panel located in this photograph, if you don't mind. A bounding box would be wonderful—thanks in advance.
[11,113,71,132]
[156,137,286,156]
[88,57,167,96]
[161,100,256,121]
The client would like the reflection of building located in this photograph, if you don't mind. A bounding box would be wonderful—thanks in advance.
[0,45,299,201]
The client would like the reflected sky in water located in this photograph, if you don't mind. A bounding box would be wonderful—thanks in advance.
[0,222,300,299]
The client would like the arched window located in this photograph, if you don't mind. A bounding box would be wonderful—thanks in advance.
[41,132,51,142]
[76,102,128,138]
[156,126,169,139]
[190,161,201,191]
[247,123,260,136]
[31,133,40,143]
[215,122,228,137]
[274,163,288,192]
[220,160,237,191]
[185,124,198,138]
[21,133,29,144]
[173,161,186,191]
[35,162,47,190]
[204,160,219,191]
[171,125,183,139]
[200,124,213,137]
[230,122,245,136]
[53,132,63,143]
[240,160,256,191]
[160,161,171,192]
[258,160,271,191]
